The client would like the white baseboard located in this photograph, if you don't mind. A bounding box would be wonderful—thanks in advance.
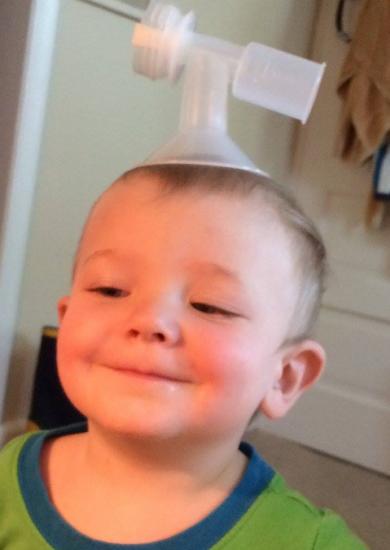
[0,418,27,448]
[259,382,390,476]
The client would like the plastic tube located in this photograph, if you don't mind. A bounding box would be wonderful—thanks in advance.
[132,1,325,173]
[233,42,325,123]
[179,50,228,132]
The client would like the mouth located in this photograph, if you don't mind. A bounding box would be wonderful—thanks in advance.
[105,365,188,384]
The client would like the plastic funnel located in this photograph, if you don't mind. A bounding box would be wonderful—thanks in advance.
[144,128,268,175]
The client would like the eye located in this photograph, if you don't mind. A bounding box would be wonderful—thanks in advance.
[191,302,235,316]
[89,286,128,298]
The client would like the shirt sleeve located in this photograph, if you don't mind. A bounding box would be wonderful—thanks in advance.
[313,510,369,550]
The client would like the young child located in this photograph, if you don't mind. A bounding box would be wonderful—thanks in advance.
[0,165,366,548]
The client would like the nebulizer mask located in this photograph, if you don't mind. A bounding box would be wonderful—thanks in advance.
[132,1,325,175]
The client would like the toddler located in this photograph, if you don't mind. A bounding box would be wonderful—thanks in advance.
[0,165,366,548]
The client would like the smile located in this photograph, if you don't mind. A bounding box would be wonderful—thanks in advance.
[104,364,188,384]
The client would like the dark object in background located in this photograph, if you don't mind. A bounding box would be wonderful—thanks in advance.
[335,0,353,42]
[28,326,85,430]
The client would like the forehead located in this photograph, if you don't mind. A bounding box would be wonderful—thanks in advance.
[75,176,299,321]
[77,176,297,301]
[80,174,290,257]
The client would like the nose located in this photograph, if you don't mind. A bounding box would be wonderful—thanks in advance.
[125,296,181,346]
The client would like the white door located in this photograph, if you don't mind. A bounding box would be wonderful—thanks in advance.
[260,0,390,476]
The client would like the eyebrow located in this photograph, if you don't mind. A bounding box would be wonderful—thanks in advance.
[73,248,115,280]
[80,250,243,285]
[81,249,117,267]
[187,261,243,286]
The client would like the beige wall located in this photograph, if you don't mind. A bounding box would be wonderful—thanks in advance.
[3,0,318,424]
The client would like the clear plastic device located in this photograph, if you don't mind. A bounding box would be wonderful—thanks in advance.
[132,1,325,175]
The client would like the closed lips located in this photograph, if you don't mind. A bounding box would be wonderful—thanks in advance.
[105,364,188,383]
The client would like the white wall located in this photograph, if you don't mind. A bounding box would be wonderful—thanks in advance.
[1,0,317,432]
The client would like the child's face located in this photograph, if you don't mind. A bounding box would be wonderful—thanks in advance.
[57,175,298,443]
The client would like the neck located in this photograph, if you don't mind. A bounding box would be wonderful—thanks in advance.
[42,423,249,543]
[81,421,247,498]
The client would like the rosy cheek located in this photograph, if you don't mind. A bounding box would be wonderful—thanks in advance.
[190,327,256,381]
[58,305,100,361]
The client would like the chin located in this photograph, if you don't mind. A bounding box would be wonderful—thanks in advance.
[85,403,187,440]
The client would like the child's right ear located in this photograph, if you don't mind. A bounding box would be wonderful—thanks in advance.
[57,296,70,324]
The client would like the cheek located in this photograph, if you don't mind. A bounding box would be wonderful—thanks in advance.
[57,304,103,366]
[59,295,128,349]
[56,307,103,413]
[190,325,262,383]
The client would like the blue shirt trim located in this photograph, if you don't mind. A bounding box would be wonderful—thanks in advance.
[18,423,274,549]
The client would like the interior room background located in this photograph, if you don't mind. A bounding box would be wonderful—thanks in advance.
[1,0,389,479]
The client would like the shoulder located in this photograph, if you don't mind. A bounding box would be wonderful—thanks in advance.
[313,508,368,549]
[0,431,35,477]
[0,432,42,543]
[0,425,87,549]
[0,430,44,509]
[217,473,367,549]
[259,474,368,549]
[0,423,87,501]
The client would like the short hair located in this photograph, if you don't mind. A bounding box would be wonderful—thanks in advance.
[77,164,327,344]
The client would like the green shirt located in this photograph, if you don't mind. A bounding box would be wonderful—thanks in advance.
[0,426,367,549]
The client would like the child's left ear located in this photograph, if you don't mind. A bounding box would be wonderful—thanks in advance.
[260,340,325,420]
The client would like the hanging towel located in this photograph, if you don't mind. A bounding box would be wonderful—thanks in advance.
[336,0,390,164]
